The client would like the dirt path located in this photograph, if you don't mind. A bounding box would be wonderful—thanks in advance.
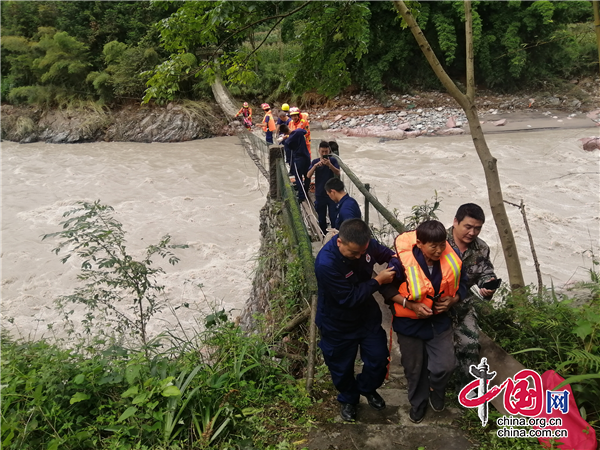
[304,292,474,450]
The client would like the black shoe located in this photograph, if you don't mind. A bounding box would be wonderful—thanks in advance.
[409,401,427,423]
[429,390,445,412]
[340,402,357,422]
[363,391,386,410]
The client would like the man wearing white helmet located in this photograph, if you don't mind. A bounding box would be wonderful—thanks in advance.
[288,107,311,157]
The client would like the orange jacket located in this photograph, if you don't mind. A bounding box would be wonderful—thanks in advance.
[289,116,311,155]
[261,111,276,132]
[392,231,462,319]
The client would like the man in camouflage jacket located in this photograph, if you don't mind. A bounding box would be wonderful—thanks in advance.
[447,203,498,392]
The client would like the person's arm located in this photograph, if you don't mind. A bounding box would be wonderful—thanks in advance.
[315,253,395,310]
[323,157,340,176]
[389,293,433,318]
[378,257,407,303]
[476,245,497,298]
[307,160,319,178]
[369,239,395,265]
[284,130,299,147]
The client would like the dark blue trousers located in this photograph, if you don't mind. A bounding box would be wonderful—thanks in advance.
[319,326,389,404]
[291,156,310,201]
[315,195,337,234]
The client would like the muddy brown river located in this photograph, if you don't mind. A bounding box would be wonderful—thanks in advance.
[2,129,599,339]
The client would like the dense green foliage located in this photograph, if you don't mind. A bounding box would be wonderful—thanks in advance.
[1,1,172,105]
[1,1,597,106]
[1,321,312,449]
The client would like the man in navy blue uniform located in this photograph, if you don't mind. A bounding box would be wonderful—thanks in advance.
[276,111,292,164]
[307,141,340,234]
[280,124,310,202]
[324,178,362,229]
[315,218,405,421]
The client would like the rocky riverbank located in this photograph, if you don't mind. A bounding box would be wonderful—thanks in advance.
[2,77,599,144]
[301,79,600,140]
[0,101,226,144]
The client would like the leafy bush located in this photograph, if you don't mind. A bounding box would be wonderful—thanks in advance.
[227,40,301,102]
[42,201,188,351]
[88,41,160,103]
[477,280,600,431]
[1,28,92,105]
[1,320,310,449]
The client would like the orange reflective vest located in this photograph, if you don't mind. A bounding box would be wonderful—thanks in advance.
[261,111,276,132]
[236,107,252,119]
[392,231,462,319]
[289,116,311,156]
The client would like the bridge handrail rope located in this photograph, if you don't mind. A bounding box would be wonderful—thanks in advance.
[269,146,319,392]
[334,156,406,236]
[239,129,270,179]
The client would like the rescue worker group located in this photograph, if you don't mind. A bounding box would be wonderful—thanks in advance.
[236,101,499,425]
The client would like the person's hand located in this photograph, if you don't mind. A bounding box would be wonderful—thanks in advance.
[375,267,395,285]
[407,301,433,318]
[480,287,495,297]
[433,295,459,313]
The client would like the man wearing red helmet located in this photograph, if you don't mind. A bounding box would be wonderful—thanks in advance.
[235,102,252,130]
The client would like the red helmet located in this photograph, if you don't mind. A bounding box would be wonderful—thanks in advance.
[289,107,300,115]
[243,102,249,108]
[261,103,270,110]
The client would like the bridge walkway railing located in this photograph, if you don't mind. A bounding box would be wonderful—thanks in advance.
[237,129,410,392]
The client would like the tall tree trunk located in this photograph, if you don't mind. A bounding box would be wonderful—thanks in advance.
[465,0,475,103]
[393,0,525,288]
[594,0,600,75]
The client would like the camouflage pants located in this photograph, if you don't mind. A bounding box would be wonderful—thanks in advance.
[451,298,480,393]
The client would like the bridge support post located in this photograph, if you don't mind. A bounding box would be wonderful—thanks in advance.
[269,145,283,199]
[364,183,370,225]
